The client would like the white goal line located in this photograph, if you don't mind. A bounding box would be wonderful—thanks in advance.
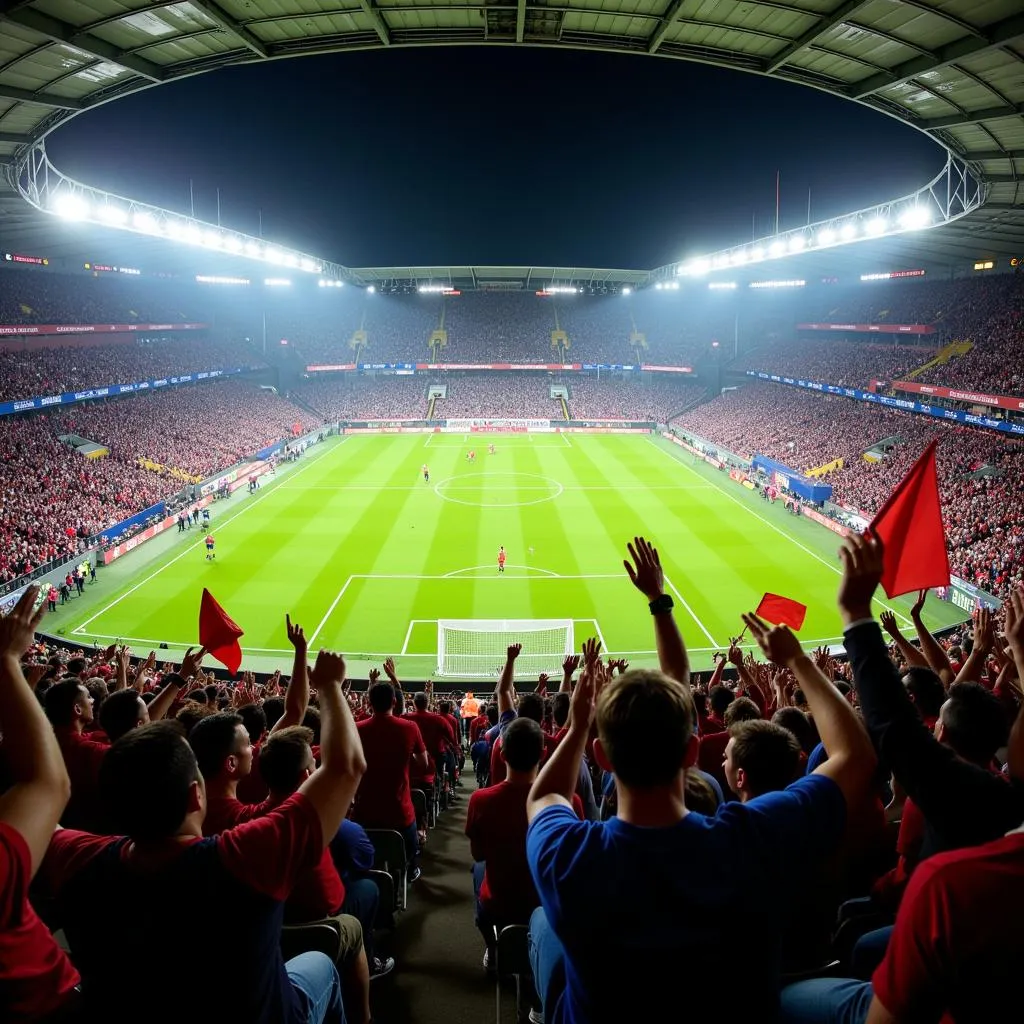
[401,617,608,657]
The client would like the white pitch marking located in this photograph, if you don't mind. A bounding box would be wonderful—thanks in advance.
[663,574,719,648]
[72,439,345,633]
[400,619,421,655]
[646,437,916,628]
[308,575,355,646]
[442,564,560,578]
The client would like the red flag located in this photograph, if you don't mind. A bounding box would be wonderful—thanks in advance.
[199,588,244,675]
[755,593,807,630]
[868,439,950,598]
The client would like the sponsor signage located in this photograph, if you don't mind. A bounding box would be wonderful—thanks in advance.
[0,367,247,418]
[796,322,934,334]
[641,364,695,373]
[0,322,207,338]
[745,371,1024,437]
[892,380,1024,413]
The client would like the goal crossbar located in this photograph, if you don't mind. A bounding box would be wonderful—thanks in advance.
[437,618,574,679]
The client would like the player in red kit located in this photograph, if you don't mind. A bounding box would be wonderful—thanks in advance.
[498,546,506,573]
[467,450,476,463]
[204,533,216,560]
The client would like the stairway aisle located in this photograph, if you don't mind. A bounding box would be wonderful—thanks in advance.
[372,780,495,1024]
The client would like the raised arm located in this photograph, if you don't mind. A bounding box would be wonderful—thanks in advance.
[496,644,521,717]
[1003,588,1024,783]
[743,612,876,806]
[908,590,954,687]
[624,536,690,688]
[272,614,310,733]
[879,611,927,670]
[298,650,366,847]
[0,587,71,876]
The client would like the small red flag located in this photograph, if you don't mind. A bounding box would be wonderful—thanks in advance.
[868,439,950,598]
[755,593,807,630]
[199,588,244,675]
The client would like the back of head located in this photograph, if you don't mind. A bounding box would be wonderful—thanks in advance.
[369,681,395,712]
[551,692,570,728]
[902,667,946,720]
[44,677,84,726]
[66,657,87,678]
[502,717,544,773]
[486,703,499,725]
[728,720,802,798]
[261,696,285,730]
[237,704,268,743]
[771,706,817,755]
[941,681,1009,765]
[683,768,719,815]
[517,692,544,724]
[187,711,243,780]
[708,684,734,718]
[259,725,315,793]
[438,699,453,716]
[99,689,147,744]
[723,695,761,728]
[100,722,198,840]
[597,669,693,788]
[414,692,429,711]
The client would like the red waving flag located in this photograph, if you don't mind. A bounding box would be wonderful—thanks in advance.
[199,588,244,675]
[868,439,950,598]
[755,593,807,630]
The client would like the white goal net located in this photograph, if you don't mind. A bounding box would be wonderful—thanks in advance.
[436,619,574,679]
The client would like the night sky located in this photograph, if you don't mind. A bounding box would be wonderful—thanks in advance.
[47,47,943,270]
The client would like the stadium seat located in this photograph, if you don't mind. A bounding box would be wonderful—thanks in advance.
[280,919,343,963]
[495,924,537,1024]
[366,829,409,911]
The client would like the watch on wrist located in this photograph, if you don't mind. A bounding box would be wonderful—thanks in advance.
[648,594,674,615]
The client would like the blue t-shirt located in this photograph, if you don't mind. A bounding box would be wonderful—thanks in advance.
[527,773,846,1024]
[806,741,828,774]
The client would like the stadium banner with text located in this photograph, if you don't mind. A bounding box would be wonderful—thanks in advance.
[938,576,1002,614]
[342,420,430,429]
[559,426,651,434]
[0,321,207,338]
[99,502,167,544]
[343,426,433,434]
[802,505,852,537]
[307,363,357,372]
[795,323,935,334]
[102,513,176,564]
[641,364,695,374]
[418,363,580,371]
[751,454,833,503]
[0,366,249,419]
[745,371,1024,437]
[444,418,551,431]
[891,380,1024,413]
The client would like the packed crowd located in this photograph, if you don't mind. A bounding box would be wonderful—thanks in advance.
[433,375,563,419]
[296,377,429,421]
[738,339,931,388]
[568,377,706,421]
[2,528,1021,1024]
[0,336,262,403]
[0,380,318,587]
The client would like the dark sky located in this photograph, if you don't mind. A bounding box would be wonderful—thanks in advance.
[48,47,943,270]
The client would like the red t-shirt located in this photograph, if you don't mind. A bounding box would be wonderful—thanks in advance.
[470,714,491,743]
[0,823,80,1021]
[236,741,269,805]
[354,714,426,829]
[203,795,275,837]
[695,730,730,795]
[53,726,109,831]
[465,781,582,922]
[872,830,1024,1023]
[406,710,457,782]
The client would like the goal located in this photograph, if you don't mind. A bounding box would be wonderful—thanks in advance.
[436,619,574,679]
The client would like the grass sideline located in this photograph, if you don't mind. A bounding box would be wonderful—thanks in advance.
[51,432,966,679]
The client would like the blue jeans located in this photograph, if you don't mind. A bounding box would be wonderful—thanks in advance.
[779,979,873,1024]
[851,926,893,980]
[528,906,566,1021]
[400,820,420,871]
[286,951,345,1024]
[341,876,380,962]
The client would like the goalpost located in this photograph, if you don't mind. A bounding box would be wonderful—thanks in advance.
[436,619,574,678]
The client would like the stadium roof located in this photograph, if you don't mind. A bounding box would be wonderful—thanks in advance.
[0,0,1021,276]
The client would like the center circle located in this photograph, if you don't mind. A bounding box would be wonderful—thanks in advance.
[433,471,564,508]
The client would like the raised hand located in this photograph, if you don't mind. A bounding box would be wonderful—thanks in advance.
[581,636,602,669]
[0,587,45,659]
[741,612,804,668]
[1005,587,1024,654]
[624,536,664,600]
[310,650,347,690]
[726,642,744,667]
[537,673,549,696]
[506,644,522,663]
[837,534,884,623]
[562,653,580,677]
[879,610,901,639]
[383,657,399,684]
[286,614,307,654]
[910,588,928,620]
[609,658,629,675]
[179,645,208,679]
[368,668,381,685]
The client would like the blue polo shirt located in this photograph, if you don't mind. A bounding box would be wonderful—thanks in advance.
[527,772,846,1023]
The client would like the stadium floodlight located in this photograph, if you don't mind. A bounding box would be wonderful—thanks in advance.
[185,223,202,245]
[51,192,89,220]
[622,287,632,295]
[865,217,887,236]
[264,248,284,264]
[709,281,737,290]
[224,235,243,252]
[749,246,764,262]
[245,241,262,257]
[817,227,836,246]
[133,210,159,233]
[788,235,806,252]
[899,205,932,229]
[300,258,319,272]
[712,254,730,269]
[165,219,187,239]
[264,277,291,286]
[97,204,127,225]
[768,239,786,257]
[731,250,748,265]
[840,222,858,240]
[367,285,376,293]
[283,253,299,268]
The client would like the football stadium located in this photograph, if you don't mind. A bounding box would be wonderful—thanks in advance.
[1,1,1023,1022]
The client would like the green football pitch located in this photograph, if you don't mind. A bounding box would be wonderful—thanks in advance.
[55,432,965,680]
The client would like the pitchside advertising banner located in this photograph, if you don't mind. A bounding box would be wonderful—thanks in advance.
[0,367,248,418]
[0,322,207,338]
[892,380,1024,414]
[745,371,1024,437]
[796,323,935,335]
[307,362,692,375]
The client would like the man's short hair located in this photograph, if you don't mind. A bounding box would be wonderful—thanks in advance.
[683,768,719,815]
[43,678,86,726]
[517,693,544,724]
[708,685,734,717]
[902,667,946,719]
[100,722,199,840]
[176,701,212,733]
[551,692,570,728]
[941,681,1009,765]
[414,692,429,711]
[238,704,268,743]
[66,657,87,677]
[728,720,801,797]
[187,712,244,779]
[259,726,315,793]
[723,696,761,728]
[302,707,322,746]
[502,718,544,772]
[486,703,499,725]
[100,689,147,743]
[597,669,693,788]
[261,696,285,729]
[771,707,817,755]
[369,681,395,712]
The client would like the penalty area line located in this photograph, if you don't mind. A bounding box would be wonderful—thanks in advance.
[308,576,355,647]
[664,574,719,648]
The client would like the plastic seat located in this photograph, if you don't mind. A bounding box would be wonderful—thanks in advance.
[280,919,343,963]
[366,828,409,911]
[495,924,535,1024]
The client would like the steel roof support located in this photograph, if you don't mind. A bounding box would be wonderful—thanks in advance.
[356,0,392,46]
[921,103,1024,130]
[0,84,82,109]
[764,0,872,73]
[516,0,526,43]
[189,0,269,59]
